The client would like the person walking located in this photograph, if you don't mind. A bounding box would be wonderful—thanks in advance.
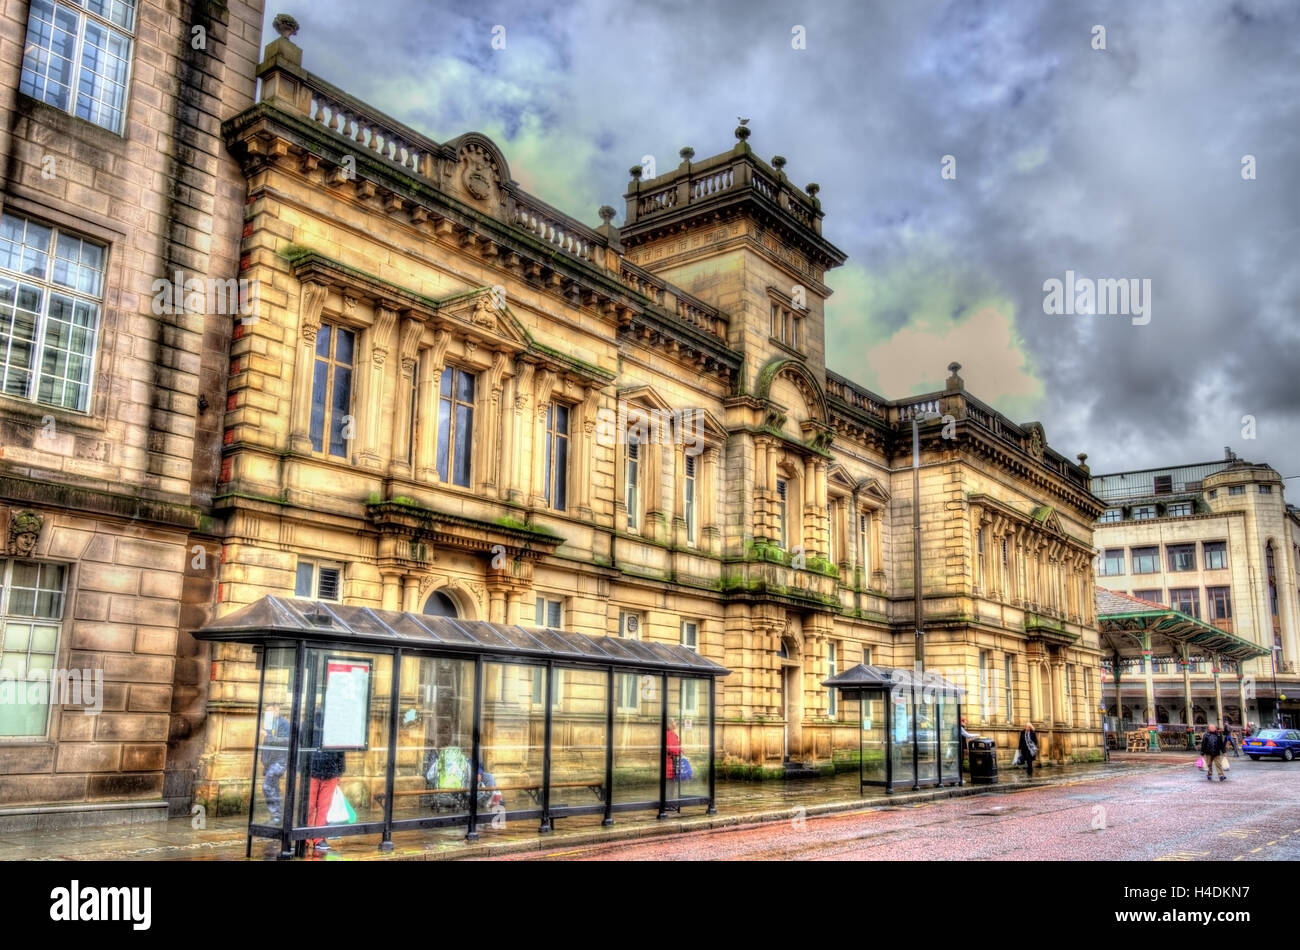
[260,703,290,824]
[306,710,346,851]
[1018,721,1039,778]
[1201,723,1228,782]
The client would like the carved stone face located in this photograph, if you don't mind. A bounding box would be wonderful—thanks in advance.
[11,529,38,557]
[462,151,492,201]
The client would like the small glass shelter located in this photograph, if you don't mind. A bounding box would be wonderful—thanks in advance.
[822,664,965,794]
[195,597,728,858]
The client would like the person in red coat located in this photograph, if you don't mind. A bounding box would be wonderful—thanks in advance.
[666,719,681,779]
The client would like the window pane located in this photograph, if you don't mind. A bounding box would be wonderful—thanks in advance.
[546,601,562,628]
[456,368,474,403]
[19,1,79,115]
[329,365,351,457]
[333,327,354,366]
[553,431,567,510]
[315,324,331,358]
[309,357,328,453]
[76,20,132,133]
[436,395,451,481]
[30,624,59,653]
[3,623,31,651]
[295,563,314,597]
[452,404,472,486]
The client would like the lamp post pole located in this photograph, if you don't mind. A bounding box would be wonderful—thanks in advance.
[912,411,938,674]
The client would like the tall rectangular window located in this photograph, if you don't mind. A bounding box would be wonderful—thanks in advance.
[1167,544,1196,572]
[0,214,106,411]
[1064,664,1074,725]
[20,0,136,135]
[979,649,990,720]
[309,324,354,458]
[544,401,569,511]
[625,436,640,530]
[1099,549,1125,576]
[437,365,475,486]
[1131,546,1160,574]
[1207,586,1232,623]
[684,454,697,546]
[1203,541,1228,571]
[680,619,698,652]
[1082,670,1091,728]
[1004,655,1014,721]
[776,479,788,550]
[863,647,872,666]
[859,513,870,580]
[827,641,837,718]
[0,560,67,737]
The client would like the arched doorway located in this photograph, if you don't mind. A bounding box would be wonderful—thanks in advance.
[423,590,459,617]
[778,634,802,763]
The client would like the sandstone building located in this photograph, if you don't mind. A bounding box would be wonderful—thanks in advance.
[1092,452,1300,728]
[193,27,1105,812]
[0,0,265,829]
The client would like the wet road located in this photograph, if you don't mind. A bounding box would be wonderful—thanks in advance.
[498,757,1300,861]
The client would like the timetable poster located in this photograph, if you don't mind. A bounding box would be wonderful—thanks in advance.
[322,657,372,750]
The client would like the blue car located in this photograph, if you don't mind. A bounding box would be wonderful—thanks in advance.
[1242,729,1300,761]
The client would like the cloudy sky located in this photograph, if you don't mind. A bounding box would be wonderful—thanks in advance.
[262,0,1300,481]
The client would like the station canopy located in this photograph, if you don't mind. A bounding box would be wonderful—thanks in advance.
[1096,588,1269,662]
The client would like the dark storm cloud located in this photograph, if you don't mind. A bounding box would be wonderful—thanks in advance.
[262,0,1300,480]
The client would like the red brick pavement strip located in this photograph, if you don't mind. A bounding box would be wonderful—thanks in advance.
[489,758,1300,861]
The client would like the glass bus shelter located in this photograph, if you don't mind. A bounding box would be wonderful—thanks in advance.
[823,664,965,794]
[195,597,728,859]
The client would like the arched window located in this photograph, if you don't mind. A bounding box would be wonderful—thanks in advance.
[422,591,458,617]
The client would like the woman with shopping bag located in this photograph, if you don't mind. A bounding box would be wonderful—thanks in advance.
[306,710,346,852]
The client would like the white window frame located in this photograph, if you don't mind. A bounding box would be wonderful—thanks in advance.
[776,479,788,550]
[978,649,990,720]
[295,559,343,602]
[618,610,641,640]
[20,0,138,135]
[683,453,697,546]
[625,436,640,530]
[680,620,698,652]
[534,596,563,629]
[0,213,107,412]
[1004,655,1014,722]
[0,559,68,738]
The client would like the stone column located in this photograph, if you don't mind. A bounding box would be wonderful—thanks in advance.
[802,456,815,556]
[403,576,420,613]
[489,588,507,624]
[381,573,402,611]
[576,387,600,517]
[1181,643,1194,728]
[530,370,557,507]
[1238,672,1250,730]
[510,362,535,503]
[290,281,328,453]
[359,305,397,469]
[479,351,510,495]
[389,316,422,477]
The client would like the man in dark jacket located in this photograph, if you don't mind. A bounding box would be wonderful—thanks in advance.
[1201,724,1227,782]
[260,703,290,823]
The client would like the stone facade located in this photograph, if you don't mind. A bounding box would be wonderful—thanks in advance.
[192,31,1105,813]
[1093,457,1300,726]
[0,0,264,828]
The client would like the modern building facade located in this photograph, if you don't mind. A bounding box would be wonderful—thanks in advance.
[192,26,1106,815]
[1092,452,1300,728]
[0,0,265,829]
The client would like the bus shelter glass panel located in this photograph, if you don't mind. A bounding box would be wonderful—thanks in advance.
[394,656,476,821]
[482,661,545,817]
[860,692,887,785]
[613,671,661,805]
[890,689,914,782]
[916,690,938,784]
[938,695,961,783]
[295,649,392,848]
[666,676,708,799]
[547,666,607,809]
[253,646,296,831]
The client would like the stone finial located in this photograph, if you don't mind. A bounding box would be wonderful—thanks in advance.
[598,205,616,224]
[945,361,964,392]
[273,13,300,38]
[771,155,787,172]
[805,182,819,197]
[735,119,751,142]
[679,146,695,162]
[1076,452,1090,475]
[628,164,643,180]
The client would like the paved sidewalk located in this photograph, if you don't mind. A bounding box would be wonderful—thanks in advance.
[3,754,1186,861]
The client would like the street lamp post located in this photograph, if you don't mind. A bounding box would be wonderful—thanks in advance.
[1271,644,1281,727]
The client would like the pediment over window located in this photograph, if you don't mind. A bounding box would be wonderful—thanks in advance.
[855,476,891,506]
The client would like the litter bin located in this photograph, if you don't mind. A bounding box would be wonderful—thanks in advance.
[968,737,998,785]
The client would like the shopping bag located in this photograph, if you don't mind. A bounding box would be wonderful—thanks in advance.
[1195,756,1205,770]
[326,786,355,824]
[1012,751,1023,767]
[678,756,694,780]
[1222,758,1229,772]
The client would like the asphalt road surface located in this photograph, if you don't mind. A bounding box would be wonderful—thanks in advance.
[497,757,1300,861]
